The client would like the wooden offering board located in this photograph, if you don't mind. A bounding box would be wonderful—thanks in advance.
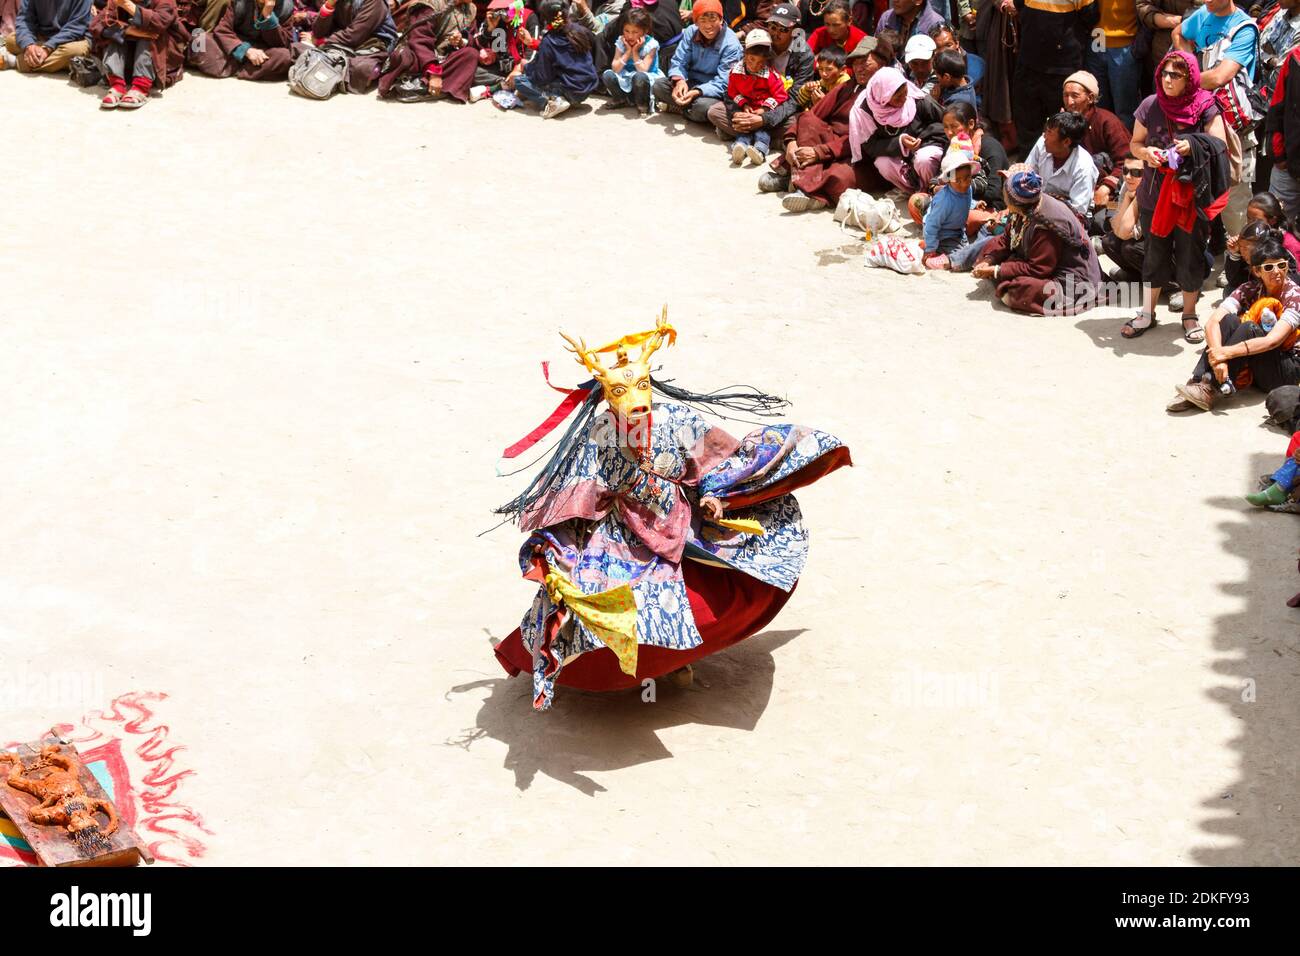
[0,738,152,867]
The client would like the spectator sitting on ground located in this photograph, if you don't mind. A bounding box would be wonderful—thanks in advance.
[1169,236,1300,412]
[1026,110,1100,220]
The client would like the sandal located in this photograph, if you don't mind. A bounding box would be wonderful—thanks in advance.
[1182,315,1205,344]
[118,89,148,110]
[100,89,123,110]
[1121,310,1157,339]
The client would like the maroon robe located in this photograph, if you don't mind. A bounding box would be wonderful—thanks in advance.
[975,194,1103,316]
[91,0,190,88]
[376,0,478,101]
[307,0,390,92]
[188,2,293,80]
[781,80,869,206]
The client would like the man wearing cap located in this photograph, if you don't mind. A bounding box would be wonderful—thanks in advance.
[707,2,811,139]
[1061,70,1130,211]
[653,0,742,123]
[876,0,944,42]
[972,166,1103,315]
[1012,0,1099,154]
[902,32,934,90]
[0,0,91,73]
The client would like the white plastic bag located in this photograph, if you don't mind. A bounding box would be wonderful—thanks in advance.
[863,235,926,275]
[834,189,902,237]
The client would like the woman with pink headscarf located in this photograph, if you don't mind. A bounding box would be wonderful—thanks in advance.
[846,65,945,194]
[1120,49,1229,343]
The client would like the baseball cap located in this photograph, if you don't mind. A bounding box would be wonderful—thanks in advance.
[746,28,773,49]
[768,3,798,26]
[903,34,936,63]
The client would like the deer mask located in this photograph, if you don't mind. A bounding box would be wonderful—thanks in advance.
[560,309,676,438]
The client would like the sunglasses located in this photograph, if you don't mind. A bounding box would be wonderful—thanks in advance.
[1259,260,1290,273]
[1124,167,1143,176]
[767,23,793,32]
[1160,70,1187,80]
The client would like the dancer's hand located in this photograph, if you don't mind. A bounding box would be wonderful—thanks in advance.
[700,496,724,520]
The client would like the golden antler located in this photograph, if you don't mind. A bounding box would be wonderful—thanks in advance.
[559,331,607,381]
[640,305,676,363]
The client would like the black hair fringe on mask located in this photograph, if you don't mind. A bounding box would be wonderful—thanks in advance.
[650,377,790,423]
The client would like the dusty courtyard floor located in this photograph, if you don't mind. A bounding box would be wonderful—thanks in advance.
[2,70,1297,866]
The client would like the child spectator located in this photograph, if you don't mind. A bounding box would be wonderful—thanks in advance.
[1246,429,1300,508]
[600,6,661,114]
[1026,110,1099,219]
[471,0,541,102]
[726,28,789,165]
[921,132,978,270]
[796,45,847,109]
[514,0,599,118]
[932,48,977,112]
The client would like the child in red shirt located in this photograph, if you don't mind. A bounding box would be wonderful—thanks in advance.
[726,28,789,166]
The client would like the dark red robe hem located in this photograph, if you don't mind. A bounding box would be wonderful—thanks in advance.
[494,560,795,691]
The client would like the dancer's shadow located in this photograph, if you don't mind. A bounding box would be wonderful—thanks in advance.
[1193,469,1300,865]
[446,629,803,795]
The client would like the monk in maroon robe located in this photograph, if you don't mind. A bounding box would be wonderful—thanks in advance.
[91,0,189,107]
[188,0,293,80]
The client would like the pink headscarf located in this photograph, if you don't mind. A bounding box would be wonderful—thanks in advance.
[848,67,925,163]
[1154,50,1216,128]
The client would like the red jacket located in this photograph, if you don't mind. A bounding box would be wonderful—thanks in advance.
[727,62,788,111]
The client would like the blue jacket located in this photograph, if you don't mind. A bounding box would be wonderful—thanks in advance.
[923,183,972,255]
[16,0,91,49]
[668,24,742,100]
[526,27,599,96]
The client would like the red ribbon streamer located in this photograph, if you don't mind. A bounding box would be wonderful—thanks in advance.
[501,362,591,459]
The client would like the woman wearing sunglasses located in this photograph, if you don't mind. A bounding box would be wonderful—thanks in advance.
[1122,50,1229,343]
[1169,236,1300,412]
[1100,159,1150,285]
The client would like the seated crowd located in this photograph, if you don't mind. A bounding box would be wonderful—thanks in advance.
[4,0,1300,517]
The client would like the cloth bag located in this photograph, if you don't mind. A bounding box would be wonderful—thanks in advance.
[863,235,926,275]
[834,189,902,238]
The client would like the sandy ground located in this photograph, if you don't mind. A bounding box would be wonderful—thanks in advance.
[2,69,1298,866]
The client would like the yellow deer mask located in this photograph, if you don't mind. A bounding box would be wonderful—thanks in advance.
[560,308,676,427]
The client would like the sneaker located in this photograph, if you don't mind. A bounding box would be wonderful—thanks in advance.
[782,193,829,213]
[745,145,766,166]
[469,85,489,103]
[1174,380,1217,411]
[1216,270,1229,288]
[731,142,746,166]
[758,170,790,193]
[541,97,571,119]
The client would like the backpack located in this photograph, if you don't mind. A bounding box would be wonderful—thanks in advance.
[289,45,352,100]
[68,55,103,87]
[1202,18,1267,133]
